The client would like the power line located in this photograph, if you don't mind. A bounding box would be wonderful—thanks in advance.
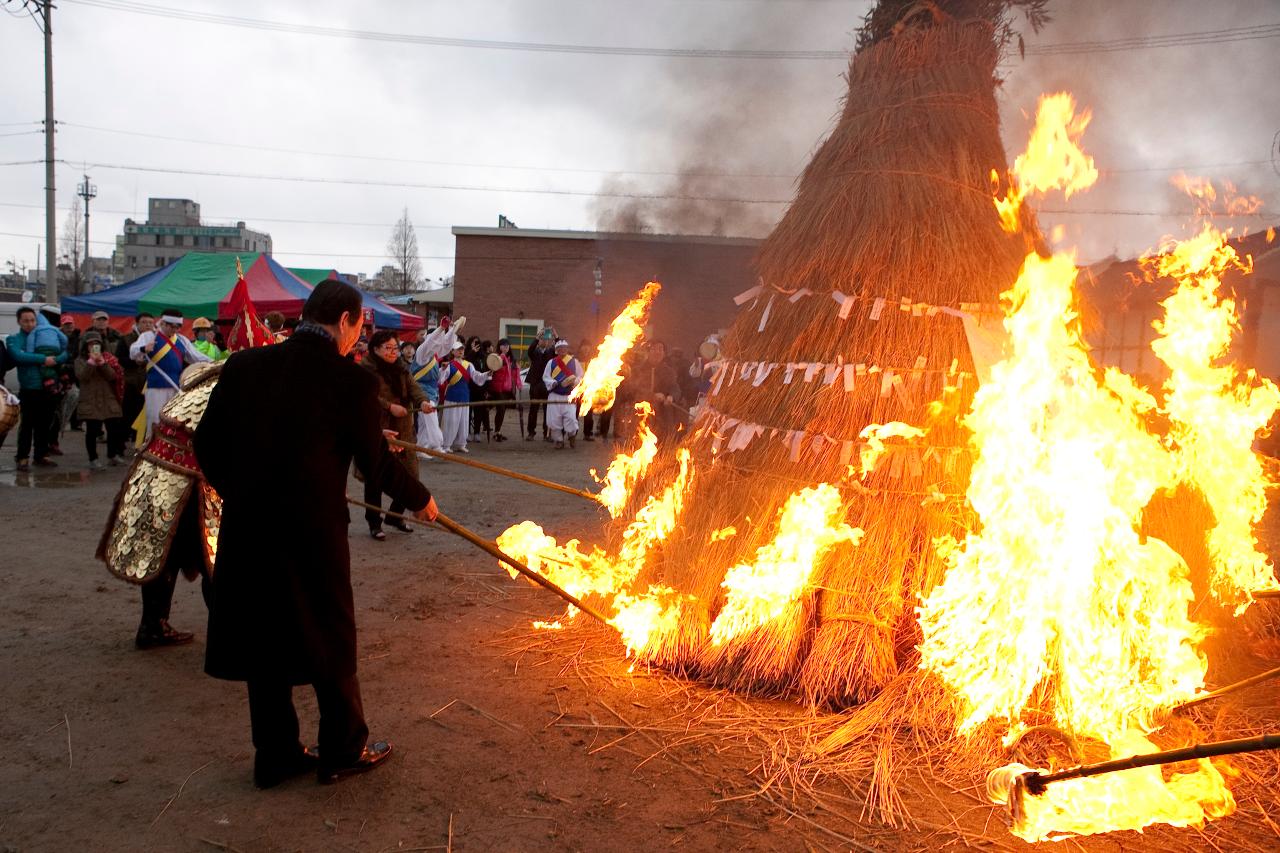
[0,200,456,230]
[55,158,796,203]
[56,120,796,180]
[59,0,850,60]
[60,0,1280,59]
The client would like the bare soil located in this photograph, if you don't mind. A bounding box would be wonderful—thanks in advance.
[1,431,1276,852]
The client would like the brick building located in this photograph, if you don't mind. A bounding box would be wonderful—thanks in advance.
[451,226,760,361]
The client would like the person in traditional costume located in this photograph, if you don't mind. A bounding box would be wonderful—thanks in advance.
[98,277,276,650]
[191,317,227,361]
[437,340,489,453]
[542,339,584,450]
[409,341,444,457]
[129,308,211,441]
[363,329,434,540]
[415,314,465,364]
[194,280,437,788]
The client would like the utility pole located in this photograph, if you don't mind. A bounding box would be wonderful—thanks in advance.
[78,174,96,292]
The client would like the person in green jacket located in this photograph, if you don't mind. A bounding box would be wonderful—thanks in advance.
[191,317,227,361]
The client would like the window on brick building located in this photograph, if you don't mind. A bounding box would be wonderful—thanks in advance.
[499,318,541,365]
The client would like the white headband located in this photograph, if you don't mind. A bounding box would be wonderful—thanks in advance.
[161,315,183,326]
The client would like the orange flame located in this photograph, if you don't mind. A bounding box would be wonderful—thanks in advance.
[571,281,662,415]
[709,485,861,645]
[1146,212,1280,609]
[922,93,1244,841]
[994,93,1097,232]
[591,402,659,518]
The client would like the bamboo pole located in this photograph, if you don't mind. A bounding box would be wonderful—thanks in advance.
[1254,589,1280,600]
[433,399,578,412]
[1174,665,1280,712]
[389,437,598,502]
[345,496,610,625]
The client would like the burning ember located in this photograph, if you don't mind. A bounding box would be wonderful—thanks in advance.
[571,281,662,416]
[919,93,1276,841]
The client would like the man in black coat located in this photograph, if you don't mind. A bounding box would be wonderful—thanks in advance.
[525,328,556,441]
[194,280,438,789]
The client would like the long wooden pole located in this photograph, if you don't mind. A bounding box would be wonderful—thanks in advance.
[1174,665,1280,712]
[345,496,609,625]
[389,437,597,502]
[1021,733,1280,796]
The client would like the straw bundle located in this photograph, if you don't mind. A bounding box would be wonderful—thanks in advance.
[595,13,1029,709]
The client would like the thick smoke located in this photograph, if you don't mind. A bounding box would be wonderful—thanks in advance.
[586,8,856,237]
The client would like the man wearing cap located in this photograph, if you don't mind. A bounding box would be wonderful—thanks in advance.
[191,318,226,361]
[542,339,584,450]
[437,340,489,453]
[129,307,211,440]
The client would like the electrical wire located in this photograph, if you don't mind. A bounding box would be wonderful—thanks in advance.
[58,0,1280,59]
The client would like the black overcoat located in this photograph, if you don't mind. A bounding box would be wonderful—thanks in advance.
[193,330,430,684]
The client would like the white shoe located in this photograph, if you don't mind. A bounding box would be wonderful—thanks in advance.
[438,447,452,454]
[417,452,433,461]
[455,446,470,454]
[89,459,106,471]
[107,455,123,466]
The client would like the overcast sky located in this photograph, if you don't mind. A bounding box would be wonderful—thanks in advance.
[1,0,1277,288]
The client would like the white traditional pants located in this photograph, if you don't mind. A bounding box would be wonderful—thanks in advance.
[416,408,445,455]
[547,393,578,441]
[440,406,468,450]
[142,387,177,440]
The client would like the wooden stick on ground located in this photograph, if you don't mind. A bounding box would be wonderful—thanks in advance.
[344,497,611,626]
[388,437,597,502]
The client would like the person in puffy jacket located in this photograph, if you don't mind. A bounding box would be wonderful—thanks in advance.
[488,338,523,441]
[74,331,126,469]
[5,307,68,469]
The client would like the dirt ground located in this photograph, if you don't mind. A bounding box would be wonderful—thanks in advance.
[1,428,1277,852]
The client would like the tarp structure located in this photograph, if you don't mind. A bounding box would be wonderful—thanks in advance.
[63,254,424,332]
[288,268,424,331]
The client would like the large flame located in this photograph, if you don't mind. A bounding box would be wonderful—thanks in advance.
[1146,223,1280,608]
[918,92,1263,841]
[571,281,662,416]
[591,402,659,518]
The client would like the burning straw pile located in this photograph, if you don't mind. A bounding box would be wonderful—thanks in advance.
[617,13,1030,706]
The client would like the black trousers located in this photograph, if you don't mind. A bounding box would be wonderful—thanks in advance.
[363,476,405,531]
[122,386,144,439]
[15,387,54,462]
[84,417,125,461]
[490,390,516,433]
[526,385,548,436]
[140,562,213,627]
[584,405,613,439]
[247,674,368,767]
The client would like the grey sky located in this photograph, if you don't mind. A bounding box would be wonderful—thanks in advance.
[0,0,1276,287]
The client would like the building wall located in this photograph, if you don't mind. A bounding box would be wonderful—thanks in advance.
[453,230,759,360]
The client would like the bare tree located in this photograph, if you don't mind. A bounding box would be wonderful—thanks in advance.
[59,195,86,295]
[385,208,421,295]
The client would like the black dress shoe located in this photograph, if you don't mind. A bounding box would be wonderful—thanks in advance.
[317,741,392,785]
[135,619,195,649]
[254,745,319,789]
[387,519,413,534]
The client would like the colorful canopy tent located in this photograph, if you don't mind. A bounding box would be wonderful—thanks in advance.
[62,253,311,333]
[288,268,424,331]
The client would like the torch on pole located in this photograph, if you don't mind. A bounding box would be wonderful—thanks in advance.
[987,732,1280,826]
[344,497,611,626]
